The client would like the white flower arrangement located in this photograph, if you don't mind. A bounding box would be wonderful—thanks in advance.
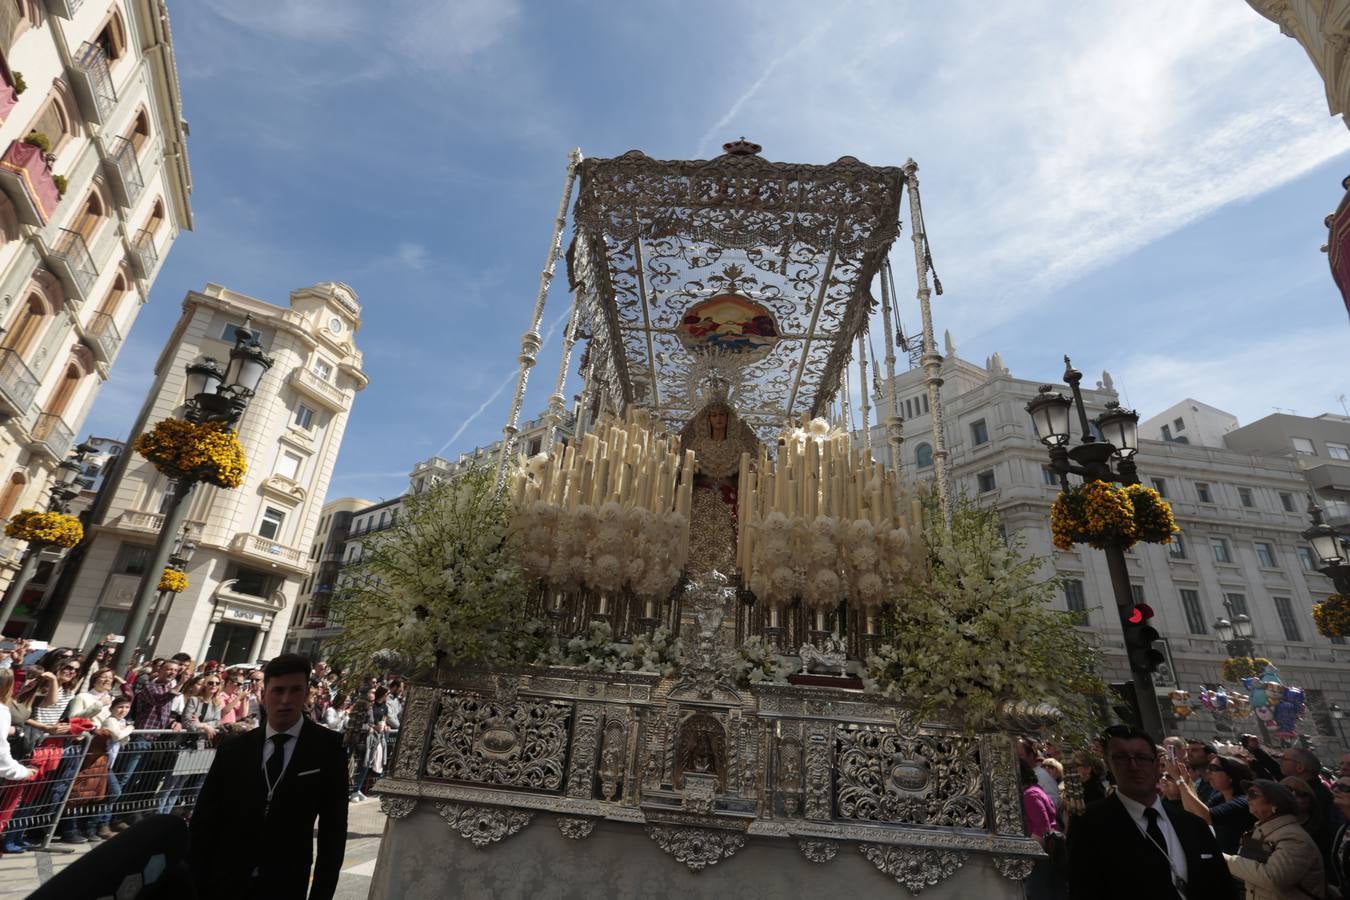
[733,636,792,685]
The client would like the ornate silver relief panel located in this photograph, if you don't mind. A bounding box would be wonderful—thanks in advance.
[835,726,985,828]
[424,693,572,792]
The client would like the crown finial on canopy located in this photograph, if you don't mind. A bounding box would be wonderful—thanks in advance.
[722,137,762,157]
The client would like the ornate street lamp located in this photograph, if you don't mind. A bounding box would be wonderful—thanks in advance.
[0,443,99,633]
[1026,356,1164,739]
[144,522,198,656]
[1332,704,1346,746]
[1303,497,1350,595]
[113,320,273,670]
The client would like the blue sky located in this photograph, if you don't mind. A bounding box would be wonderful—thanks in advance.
[83,0,1350,501]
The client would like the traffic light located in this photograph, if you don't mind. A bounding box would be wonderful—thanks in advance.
[1123,602,1165,674]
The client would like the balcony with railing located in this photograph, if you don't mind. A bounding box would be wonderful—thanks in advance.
[289,366,346,410]
[230,532,308,572]
[45,0,85,19]
[30,411,74,459]
[129,227,158,276]
[88,311,123,364]
[104,135,143,207]
[0,140,61,225]
[0,348,38,416]
[71,41,117,123]
[48,228,99,300]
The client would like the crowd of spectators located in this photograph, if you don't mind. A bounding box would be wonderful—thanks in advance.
[1020,730,1350,899]
[0,636,401,854]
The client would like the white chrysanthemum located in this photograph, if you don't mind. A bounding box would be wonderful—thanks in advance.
[850,542,878,569]
[857,572,885,605]
[524,452,550,481]
[598,500,623,522]
[748,571,770,598]
[593,554,623,589]
[848,519,876,543]
[808,568,841,603]
[810,514,838,538]
[761,511,790,534]
[808,417,831,436]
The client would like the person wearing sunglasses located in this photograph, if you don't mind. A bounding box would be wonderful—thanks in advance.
[1069,726,1235,900]
[1223,779,1327,900]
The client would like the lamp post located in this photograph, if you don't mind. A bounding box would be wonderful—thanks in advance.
[1332,704,1347,747]
[0,444,98,633]
[141,522,198,656]
[1026,355,1166,740]
[1303,498,1350,596]
[111,319,272,672]
[1212,600,1256,659]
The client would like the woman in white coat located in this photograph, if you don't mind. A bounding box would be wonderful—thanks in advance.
[1223,779,1328,900]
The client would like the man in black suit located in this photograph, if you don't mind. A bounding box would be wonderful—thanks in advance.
[190,653,348,900]
[1068,726,1234,900]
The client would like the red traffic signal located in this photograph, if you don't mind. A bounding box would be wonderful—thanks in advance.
[1127,603,1154,625]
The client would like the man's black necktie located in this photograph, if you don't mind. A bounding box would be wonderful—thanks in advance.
[266,733,291,787]
[1143,806,1169,857]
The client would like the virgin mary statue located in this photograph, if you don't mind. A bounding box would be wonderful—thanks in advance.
[678,398,759,576]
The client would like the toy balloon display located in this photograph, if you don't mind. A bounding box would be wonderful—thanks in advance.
[1274,700,1300,732]
[1230,693,1251,718]
[1265,683,1284,707]
[1213,687,1229,710]
[1249,687,1267,709]
[1259,665,1282,685]
[1169,690,1192,718]
[1282,686,1305,708]
[1254,706,1272,722]
[1241,676,1258,692]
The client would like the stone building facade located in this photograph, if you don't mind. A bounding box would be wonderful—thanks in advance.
[0,0,191,596]
[284,494,368,657]
[48,281,366,663]
[872,350,1350,753]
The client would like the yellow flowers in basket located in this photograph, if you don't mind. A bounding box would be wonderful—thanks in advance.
[158,568,189,593]
[4,509,83,548]
[1313,594,1350,638]
[1051,480,1178,551]
[135,418,247,489]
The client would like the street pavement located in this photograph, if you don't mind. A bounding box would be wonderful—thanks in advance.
[0,796,387,898]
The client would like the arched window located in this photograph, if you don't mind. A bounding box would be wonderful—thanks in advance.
[128,108,150,152]
[141,198,165,237]
[43,359,83,418]
[0,291,53,358]
[0,470,26,521]
[70,187,107,241]
[28,84,81,153]
[95,271,129,317]
[93,8,128,61]
[915,442,934,469]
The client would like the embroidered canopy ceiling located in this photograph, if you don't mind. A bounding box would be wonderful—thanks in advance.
[567,143,906,436]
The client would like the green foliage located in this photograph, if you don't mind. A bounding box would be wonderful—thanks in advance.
[328,466,534,678]
[51,174,68,196]
[23,131,50,153]
[12,71,25,95]
[864,496,1105,745]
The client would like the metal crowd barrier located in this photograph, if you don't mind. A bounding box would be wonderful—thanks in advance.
[1,729,218,849]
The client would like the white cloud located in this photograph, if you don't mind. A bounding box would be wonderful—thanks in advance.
[1114,328,1349,425]
[690,0,1346,338]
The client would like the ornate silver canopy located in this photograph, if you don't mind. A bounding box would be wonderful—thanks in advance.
[567,145,906,435]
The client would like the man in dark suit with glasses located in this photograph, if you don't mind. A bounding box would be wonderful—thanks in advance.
[1068,725,1235,900]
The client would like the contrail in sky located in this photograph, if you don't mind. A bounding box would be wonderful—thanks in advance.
[436,306,573,457]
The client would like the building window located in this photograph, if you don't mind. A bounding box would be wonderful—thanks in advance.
[1150,477,1168,498]
[1169,534,1187,559]
[1254,541,1277,569]
[1280,492,1295,512]
[1328,442,1350,461]
[294,404,315,431]
[1041,465,1058,486]
[1272,596,1302,642]
[274,450,302,482]
[1063,579,1087,623]
[1238,487,1254,508]
[970,419,989,446]
[259,507,286,541]
[915,443,933,469]
[311,357,333,381]
[114,543,152,576]
[1211,537,1233,564]
[976,469,996,493]
[1160,424,1172,441]
[1292,437,1316,456]
[1224,592,1249,617]
[219,321,251,342]
[1297,546,1316,572]
[1179,589,1207,634]
[1130,584,1146,605]
[1173,417,1185,433]
[921,395,929,414]
[1196,482,1213,504]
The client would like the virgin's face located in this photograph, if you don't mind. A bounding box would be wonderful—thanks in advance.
[709,411,728,433]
